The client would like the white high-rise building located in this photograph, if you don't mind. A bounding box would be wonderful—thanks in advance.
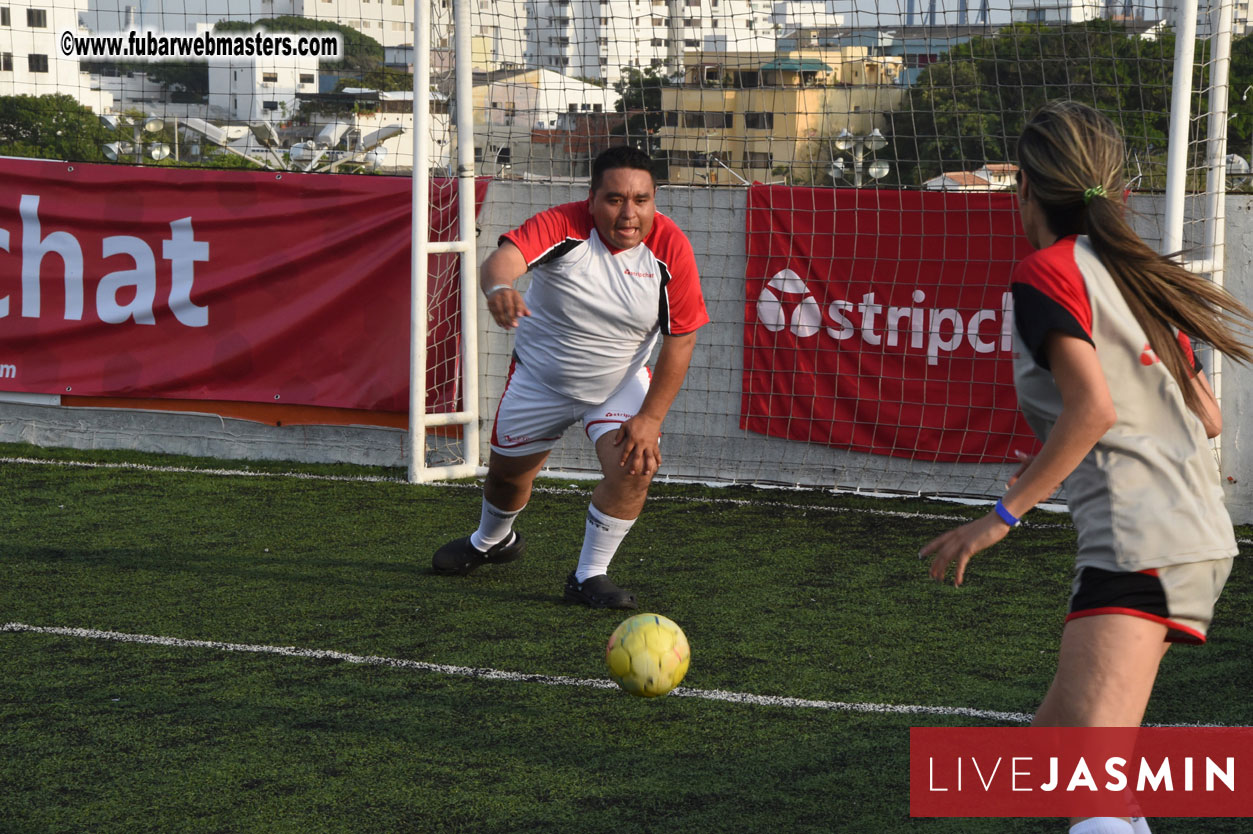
[771,0,843,29]
[471,0,528,68]
[2,0,114,111]
[524,0,776,85]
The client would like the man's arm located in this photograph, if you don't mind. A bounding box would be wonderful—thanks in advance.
[480,241,531,329]
[614,330,699,476]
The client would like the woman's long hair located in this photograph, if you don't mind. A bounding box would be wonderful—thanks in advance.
[1016,100,1253,411]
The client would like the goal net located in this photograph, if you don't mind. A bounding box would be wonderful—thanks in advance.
[459,0,1240,493]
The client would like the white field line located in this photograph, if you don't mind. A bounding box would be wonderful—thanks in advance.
[1,621,1032,724]
[0,456,1055,528]
[5,456,1251,544]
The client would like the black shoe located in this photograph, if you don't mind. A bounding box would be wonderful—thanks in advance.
[432,532,526,576]
[563,572,638,610]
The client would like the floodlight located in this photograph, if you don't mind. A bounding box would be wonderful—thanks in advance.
[142,116,164,134]
[250,121,280,147]
[361,124,403,151]
[865,129,888,152]
[103,142,123,161]
[148,143,171,161]
[832,128,854,152]
[867,160,890,180]
[99,114,121,130]
[182,117,229,147]
[315,121,351,148]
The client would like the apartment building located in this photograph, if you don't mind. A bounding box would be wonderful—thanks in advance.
[659,47,904,185]
[468,66,621,176]
[524,0,776,85]
[470,0,528,68]
[208,48,320,121]
[1,0,114,110]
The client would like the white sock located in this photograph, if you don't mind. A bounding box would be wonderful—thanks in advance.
[575,504,635,582]
[469,498,523,551]
[1069,819,1134,834]
[1129,818,1151,834]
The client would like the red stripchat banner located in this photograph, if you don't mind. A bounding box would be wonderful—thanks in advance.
[911,726,1253,817]
[0,158,487,413]
[742,185,1038,463]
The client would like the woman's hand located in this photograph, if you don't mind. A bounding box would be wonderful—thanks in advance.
[921,513,1012,587]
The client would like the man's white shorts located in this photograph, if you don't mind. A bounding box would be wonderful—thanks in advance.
[490,358,651,457]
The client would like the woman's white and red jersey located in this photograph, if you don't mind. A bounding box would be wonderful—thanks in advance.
[500,200,709,404]
[1010,234,1237,572]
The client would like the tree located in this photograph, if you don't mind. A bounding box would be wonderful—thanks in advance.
[611,67,675,173]
[0,94,111,162]
[1228,34,1253,167]
[144,63,210,101]
[613,66,672,113]
[214,17,383,72]
[886,20,1189,186]
[334,67,413,93]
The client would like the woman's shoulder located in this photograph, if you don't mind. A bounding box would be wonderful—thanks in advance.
[1015,235,1084,292]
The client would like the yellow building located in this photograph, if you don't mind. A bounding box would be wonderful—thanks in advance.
[659,48,905,185]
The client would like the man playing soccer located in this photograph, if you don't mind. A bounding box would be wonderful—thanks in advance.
[431,146,709,609]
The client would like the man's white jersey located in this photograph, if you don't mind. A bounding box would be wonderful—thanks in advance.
[501,200,708,404]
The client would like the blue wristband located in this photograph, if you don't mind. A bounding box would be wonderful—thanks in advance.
[994,499,1021,528]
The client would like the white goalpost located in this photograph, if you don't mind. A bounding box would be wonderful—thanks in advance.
[409,0,482,482]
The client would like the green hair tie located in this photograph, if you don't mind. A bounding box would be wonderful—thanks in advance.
[1083,185,1107,205]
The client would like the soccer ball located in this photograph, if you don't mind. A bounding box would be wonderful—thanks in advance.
[605,613,691,697]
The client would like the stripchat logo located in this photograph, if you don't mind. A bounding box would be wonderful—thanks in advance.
[753,268,1015,366]
[755,269,823,338]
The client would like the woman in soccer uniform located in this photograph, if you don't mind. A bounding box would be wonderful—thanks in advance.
[922,101,1251,834]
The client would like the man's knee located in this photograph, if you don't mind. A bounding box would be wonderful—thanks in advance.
[602,466,653,499]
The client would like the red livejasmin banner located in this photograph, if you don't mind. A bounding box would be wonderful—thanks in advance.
[0,157,487,413]
[743,185,1038,463]
[911,726,1253,817]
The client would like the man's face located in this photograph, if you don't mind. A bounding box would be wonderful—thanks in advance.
[588,167,657,251]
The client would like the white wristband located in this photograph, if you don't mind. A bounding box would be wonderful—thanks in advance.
[485,285,514,298]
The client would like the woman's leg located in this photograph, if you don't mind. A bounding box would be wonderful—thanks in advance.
[1033,614,1170,831]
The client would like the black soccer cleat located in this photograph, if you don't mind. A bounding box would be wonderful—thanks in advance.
[431,531,526,576]
[563,572,638,610]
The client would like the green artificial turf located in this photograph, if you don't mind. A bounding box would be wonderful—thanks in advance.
[3,441,1250,833]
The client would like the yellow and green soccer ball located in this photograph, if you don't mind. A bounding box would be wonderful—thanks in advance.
[605,613,691,697]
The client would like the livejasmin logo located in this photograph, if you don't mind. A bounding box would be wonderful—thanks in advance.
[910,727,1253,818]
[928,754,1236,794]
[0,194,209,326]
[755,268,1014,366]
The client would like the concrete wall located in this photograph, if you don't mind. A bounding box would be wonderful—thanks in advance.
[1217,196,1253,523]
[5,186,1253,520]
